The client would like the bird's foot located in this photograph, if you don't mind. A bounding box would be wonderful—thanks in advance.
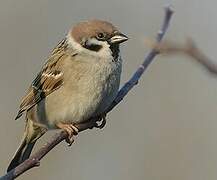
[94,113,107,129]
[56,122,79,146]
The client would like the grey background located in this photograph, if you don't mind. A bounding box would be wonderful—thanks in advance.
[1,0,217,179]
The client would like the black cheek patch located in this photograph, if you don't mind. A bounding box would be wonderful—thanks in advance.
[84,44,102,52]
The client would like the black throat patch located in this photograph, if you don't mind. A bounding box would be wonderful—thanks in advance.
[110,44,120,61]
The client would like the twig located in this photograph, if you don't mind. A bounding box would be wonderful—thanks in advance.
[107,5,173,111]
[0,6,174,180]
[151,38,217,75]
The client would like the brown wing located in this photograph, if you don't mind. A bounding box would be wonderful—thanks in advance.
[15,38,69,120]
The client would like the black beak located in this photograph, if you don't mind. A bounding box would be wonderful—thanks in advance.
[109,33,128,44]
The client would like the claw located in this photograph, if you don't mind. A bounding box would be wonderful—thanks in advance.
[56,122,79,146]
[95,113,107,129]
[69,124,79,135]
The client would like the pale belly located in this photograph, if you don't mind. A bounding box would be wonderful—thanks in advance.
[29,63,121,129]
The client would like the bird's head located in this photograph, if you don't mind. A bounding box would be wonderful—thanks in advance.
[67,19,128,60]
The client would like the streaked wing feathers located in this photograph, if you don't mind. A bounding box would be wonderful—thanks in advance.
[15,70,63,120]
[15,38,68,120]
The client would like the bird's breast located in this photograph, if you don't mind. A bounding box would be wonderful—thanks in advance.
[44,58,122,127]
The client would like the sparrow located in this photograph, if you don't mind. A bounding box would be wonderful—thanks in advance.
[7,19,128,172]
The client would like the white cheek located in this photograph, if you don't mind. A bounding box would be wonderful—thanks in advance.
[67,34,113,60]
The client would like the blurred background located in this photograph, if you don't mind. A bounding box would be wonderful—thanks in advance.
[1,0,217,179]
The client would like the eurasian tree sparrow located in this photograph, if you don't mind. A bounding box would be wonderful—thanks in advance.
[7,19,128,171]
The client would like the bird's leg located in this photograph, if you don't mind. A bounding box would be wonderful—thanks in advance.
[56,122,79,146]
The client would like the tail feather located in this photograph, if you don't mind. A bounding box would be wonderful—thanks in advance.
[7,139,36,172]
[7,119,46,172]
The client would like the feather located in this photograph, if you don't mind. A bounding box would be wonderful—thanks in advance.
[15,38,69,120]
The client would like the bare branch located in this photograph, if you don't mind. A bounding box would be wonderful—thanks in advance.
[107,5,174,112]
[151,38,217,75]
[0,6,174,180]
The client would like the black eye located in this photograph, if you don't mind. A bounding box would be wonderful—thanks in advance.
[96,33,105,40]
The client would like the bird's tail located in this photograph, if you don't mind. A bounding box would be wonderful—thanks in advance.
[7,119,46,172]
